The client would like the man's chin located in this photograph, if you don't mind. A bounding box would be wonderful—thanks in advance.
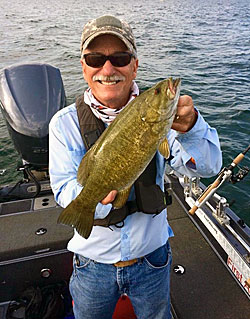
[92,83,130,108]
[96,93,127,108]
[94,83,122,97]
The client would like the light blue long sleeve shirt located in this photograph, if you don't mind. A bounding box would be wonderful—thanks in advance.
[49,100,222,263]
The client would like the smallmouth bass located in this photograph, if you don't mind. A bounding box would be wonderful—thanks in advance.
[58,78,181,238]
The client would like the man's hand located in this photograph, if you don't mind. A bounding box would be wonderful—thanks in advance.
[171,95,197,133]
[101,190,118,205]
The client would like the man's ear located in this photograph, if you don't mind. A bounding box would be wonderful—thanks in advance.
[132,58,139,80]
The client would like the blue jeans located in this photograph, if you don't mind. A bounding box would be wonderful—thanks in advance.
[69,241,172,319]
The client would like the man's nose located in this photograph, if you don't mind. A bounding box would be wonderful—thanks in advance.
[101,59,115,74]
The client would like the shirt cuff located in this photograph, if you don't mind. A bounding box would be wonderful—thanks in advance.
[175,110,209,167]
[176,110,208,143]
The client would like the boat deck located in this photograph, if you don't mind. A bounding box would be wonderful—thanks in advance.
[0,177,249,319]
[167,178,249,319]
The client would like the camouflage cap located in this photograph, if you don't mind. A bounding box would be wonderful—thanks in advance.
[80,15,137,59]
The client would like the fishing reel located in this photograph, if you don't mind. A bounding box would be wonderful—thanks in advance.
[230,166,249,184]
[189,144,250,216]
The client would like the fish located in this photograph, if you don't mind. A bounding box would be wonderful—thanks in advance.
[58,77,181,239]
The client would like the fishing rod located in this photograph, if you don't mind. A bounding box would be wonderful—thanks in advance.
[189,144,250,215]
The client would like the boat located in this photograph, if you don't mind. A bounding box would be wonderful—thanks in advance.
[0,63,249,319]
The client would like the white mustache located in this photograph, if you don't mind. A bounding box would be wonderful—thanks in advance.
[92,75,125,82]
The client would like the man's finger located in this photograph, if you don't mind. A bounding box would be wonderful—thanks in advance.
[101,190,118,205]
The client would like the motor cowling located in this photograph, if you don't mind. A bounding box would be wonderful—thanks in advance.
[0,63,66,170]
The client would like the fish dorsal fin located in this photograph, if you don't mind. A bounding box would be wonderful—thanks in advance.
[112,186,132,209]
[158,138,170,159]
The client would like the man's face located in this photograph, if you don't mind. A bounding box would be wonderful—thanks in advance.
[81,34,138,109]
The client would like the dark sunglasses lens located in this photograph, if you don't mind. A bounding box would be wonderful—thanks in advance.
[110,53,132,67]
[84,54,106,68]
[84,53,133,68]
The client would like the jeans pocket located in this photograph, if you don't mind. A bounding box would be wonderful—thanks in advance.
[144,242,172,269]
[75,254,91,267]
[72,254,91,276]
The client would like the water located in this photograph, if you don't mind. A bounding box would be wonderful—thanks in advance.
[0,0,249,224]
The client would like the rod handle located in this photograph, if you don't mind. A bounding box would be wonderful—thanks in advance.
[189,205,198,215]
[232,153,244,166]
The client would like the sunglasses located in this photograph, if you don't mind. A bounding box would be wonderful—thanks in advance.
[83,52,135,68]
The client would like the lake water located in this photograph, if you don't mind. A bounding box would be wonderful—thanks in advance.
[0,0,249,224]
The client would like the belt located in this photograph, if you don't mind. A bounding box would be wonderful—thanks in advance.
[113,257,143,267]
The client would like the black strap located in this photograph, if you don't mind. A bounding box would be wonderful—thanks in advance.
[94,201,138,227]
[76,95,105,149]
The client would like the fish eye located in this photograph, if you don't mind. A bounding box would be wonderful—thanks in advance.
[154,88,161,95]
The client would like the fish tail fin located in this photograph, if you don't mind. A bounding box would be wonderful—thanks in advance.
[58,199,95,239]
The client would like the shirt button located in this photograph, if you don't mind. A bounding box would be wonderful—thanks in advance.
[123,234,128,240]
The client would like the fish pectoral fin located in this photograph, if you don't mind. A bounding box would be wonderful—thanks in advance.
[158,138,170,159]
[58,196,95,239]
[112,186,132,209]
[77,149,94,186]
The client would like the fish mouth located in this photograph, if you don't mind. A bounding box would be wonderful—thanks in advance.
[166,78,181,99]
[166,78,181,118]
[157,80,180,121]
[165,98,179,120]
[93,75,125,86]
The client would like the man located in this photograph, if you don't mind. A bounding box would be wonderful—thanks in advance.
[49,15,222,319]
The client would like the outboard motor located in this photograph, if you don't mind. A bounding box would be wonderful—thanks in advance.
[0,63,66,171]
[0,63,66,199]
